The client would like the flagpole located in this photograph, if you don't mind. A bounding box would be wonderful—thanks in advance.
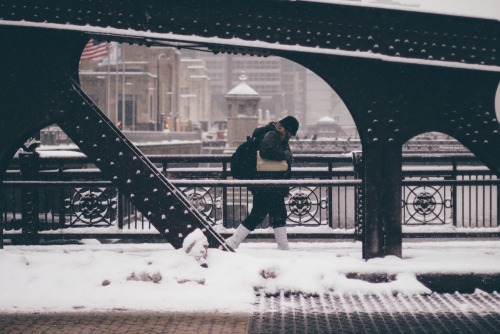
[115,46,119,126]
[106,43,110,116]
[122,46,125,129]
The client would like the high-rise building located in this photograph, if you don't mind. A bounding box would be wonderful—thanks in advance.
[180,50,307,127]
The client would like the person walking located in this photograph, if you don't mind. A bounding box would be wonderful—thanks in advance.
[227,116,299,250]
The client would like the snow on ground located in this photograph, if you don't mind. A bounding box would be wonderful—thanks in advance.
[0,237,498,314]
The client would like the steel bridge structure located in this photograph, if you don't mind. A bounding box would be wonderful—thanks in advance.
[0,0,499,259]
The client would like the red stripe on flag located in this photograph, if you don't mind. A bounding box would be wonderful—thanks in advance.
[81,39,108,60]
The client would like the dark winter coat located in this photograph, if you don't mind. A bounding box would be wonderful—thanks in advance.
[249,123,293,196]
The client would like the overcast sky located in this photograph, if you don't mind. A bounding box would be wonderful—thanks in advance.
[310,0,500,20]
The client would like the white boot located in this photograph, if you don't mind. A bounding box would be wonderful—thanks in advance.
[274,226,289,250]
[226,225,251,249]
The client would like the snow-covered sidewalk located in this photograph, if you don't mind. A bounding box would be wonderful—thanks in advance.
[0,239,498,313]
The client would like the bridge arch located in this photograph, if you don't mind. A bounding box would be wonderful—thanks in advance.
[77,42,357,139]
[1,0,499,259]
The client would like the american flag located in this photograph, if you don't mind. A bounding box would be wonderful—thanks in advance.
[81,39,108,60]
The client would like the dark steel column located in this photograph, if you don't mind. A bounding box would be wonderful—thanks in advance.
[363,146,402,258]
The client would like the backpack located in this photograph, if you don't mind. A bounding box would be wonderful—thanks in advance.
[230,136,258,179]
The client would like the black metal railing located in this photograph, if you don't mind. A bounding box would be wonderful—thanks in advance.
[1,153,499,244]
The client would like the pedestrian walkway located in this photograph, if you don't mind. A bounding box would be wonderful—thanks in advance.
[0,312,251,334]
[251,292,500,333]
[1,292,499,333]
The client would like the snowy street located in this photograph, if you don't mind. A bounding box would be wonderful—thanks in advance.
[0,239,498,313]
[0,239,499,333]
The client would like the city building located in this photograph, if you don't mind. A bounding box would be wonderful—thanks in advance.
[78,44,356,137]
[179,50,307,127]
[225,73,260,148]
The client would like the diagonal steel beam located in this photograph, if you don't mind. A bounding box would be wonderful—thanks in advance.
[0,26,231,251]
[57,80,231,250]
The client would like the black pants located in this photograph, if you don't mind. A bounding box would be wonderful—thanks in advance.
[242,190,287,231]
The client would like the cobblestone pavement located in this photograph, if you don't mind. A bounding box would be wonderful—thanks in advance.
[1,292,499,333]
[0,312,251,334]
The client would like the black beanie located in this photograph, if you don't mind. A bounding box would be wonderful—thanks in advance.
[279,116,299,136]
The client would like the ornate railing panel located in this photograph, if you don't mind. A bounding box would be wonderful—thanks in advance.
[2,154,499,246]
[65,187,117,227]
[402,180,452,225]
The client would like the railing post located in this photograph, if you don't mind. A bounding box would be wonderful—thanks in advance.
[19,150,40,245]
[117,191,124,229]
[352,151,364,241]
[222,160,228,228]
[328,161,333,228]
[0,191,3,249]
[452,160,458,227]
[497,174,500,227]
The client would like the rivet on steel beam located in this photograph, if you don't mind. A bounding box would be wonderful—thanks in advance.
[127,179,132,184]
[136,170,141,174]
[178,233,183,238]
[187,225,192,229]
[184,210,189,215]
[153,188,158,193]
[170,206,175,210]
[162,215,166,220]
[165,229,169,234]
[130,194,135,198]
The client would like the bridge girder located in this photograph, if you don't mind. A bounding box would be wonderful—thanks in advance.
[0,0,499,258]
